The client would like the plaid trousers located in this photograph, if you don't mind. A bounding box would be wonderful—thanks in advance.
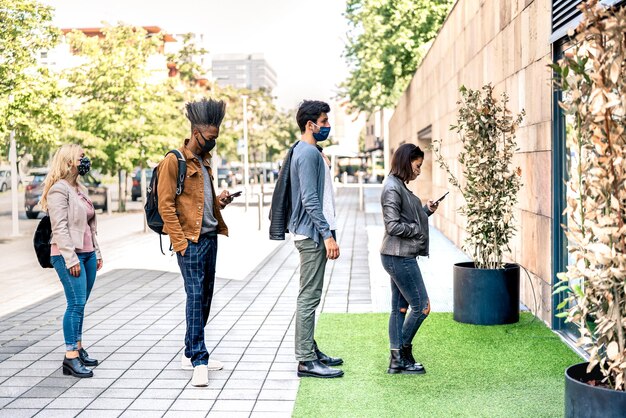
[176,235,217,367]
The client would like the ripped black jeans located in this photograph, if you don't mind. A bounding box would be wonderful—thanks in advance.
[381,254,430,349]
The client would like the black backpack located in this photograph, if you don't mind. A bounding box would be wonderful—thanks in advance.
[144,149,186,253]
[33,215,53,268]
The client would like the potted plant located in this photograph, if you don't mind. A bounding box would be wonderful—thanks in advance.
[551,1,626,415]
[432,83,524,325]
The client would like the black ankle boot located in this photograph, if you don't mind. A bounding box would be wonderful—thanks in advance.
[314,340,343,366]
[387,349,425,375]
[401,344,423,368]
[78,348,98,367]
[63,356,93,378]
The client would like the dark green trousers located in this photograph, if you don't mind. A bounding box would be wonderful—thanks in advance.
[294,238,327,361]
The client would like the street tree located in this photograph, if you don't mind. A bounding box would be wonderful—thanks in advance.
[246,89,280,168]
[166,32,209,86]
[0,0,64,165]
[65,24,185,211]
[341,0,453,113]
[269,109,300,161]
[215,86,298,167]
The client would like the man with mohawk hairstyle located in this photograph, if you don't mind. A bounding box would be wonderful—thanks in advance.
[157,98,234,387]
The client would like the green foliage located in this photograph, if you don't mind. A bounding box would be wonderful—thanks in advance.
[271,108,300,160]
[341,0,453,113]
[63,23,297,179]
[294,313,581,417]
[166,33,208,86]
[214,86,299,163]
[1,1,298,212]
[0,0,64,164]
[64,25,185,175]
[432,84,524,269]
[0,0,59,93]
[552,0,626,391]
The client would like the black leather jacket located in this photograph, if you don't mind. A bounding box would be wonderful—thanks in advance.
[380,174,433,257]
[269,141,299,240]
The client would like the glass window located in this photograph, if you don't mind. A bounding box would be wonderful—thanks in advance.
[552,39,589,336]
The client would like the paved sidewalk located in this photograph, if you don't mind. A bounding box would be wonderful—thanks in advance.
[0,201,282,317]
[0,186,468,417]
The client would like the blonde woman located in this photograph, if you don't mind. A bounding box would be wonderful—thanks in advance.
[41,144,103,378]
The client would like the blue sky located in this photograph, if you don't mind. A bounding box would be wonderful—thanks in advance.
[43,0,351,110]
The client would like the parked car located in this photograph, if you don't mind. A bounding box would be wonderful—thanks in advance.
[131,168,153,201]
[249,167,276,183]
[0,169,12,192]
[231,167,243,184]
[217,167,233,187]
[25,170,108,219]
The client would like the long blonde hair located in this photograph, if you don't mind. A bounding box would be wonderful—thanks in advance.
[40,144,86,211]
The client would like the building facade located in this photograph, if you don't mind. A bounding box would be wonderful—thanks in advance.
[388,0,622,333]
[212,53,277,92]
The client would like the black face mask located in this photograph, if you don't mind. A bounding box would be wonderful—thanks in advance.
[77,156,91,176]
[196,131,216,153]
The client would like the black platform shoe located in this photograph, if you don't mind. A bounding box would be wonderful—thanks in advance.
[297,359,344,378]
[314,340,343,366]
[63,356,93,378]
[401,344,423,368]
[78,348,98,367]
[387,349,425,375]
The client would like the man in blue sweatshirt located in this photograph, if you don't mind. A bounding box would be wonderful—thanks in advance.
[289,100,344,378]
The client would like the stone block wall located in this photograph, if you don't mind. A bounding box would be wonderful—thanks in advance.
[389,0,555,324]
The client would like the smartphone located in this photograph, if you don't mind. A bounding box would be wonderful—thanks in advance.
[434,191,449,204]
[229,191,242,198]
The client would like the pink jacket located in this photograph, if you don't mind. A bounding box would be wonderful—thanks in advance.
[47,180,101,267]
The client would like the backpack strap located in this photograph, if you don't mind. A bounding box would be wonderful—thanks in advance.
[167,149,186,196]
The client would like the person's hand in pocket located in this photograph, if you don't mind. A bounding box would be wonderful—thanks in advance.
[69,263,81,277]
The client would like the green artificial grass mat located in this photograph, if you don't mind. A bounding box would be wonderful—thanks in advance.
[293,313,582,418]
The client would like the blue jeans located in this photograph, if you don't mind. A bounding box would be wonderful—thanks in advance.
[176,235,217,367]
[51,252,97,351]
[381,255,430,349]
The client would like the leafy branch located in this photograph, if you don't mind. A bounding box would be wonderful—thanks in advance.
[432,84,524,270]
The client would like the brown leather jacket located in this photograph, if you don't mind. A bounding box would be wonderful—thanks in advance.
[157,145,228,253]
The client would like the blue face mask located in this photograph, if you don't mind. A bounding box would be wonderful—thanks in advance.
[312,123,331,142]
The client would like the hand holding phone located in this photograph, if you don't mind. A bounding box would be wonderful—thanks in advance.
[229,191,242,198]
[434,191,449,205]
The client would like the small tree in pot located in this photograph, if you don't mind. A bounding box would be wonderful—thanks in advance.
[432,84,524,325]
[551,1,626,415]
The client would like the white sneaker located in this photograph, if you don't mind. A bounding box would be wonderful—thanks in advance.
[191,365,208,387]
[181,352,223,371]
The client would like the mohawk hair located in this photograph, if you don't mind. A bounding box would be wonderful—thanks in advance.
[185,98,227,128]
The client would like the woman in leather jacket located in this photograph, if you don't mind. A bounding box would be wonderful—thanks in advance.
[380,143,439,374]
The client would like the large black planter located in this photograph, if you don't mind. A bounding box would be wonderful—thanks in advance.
[565,362,626,418]
[453,262,519,325]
